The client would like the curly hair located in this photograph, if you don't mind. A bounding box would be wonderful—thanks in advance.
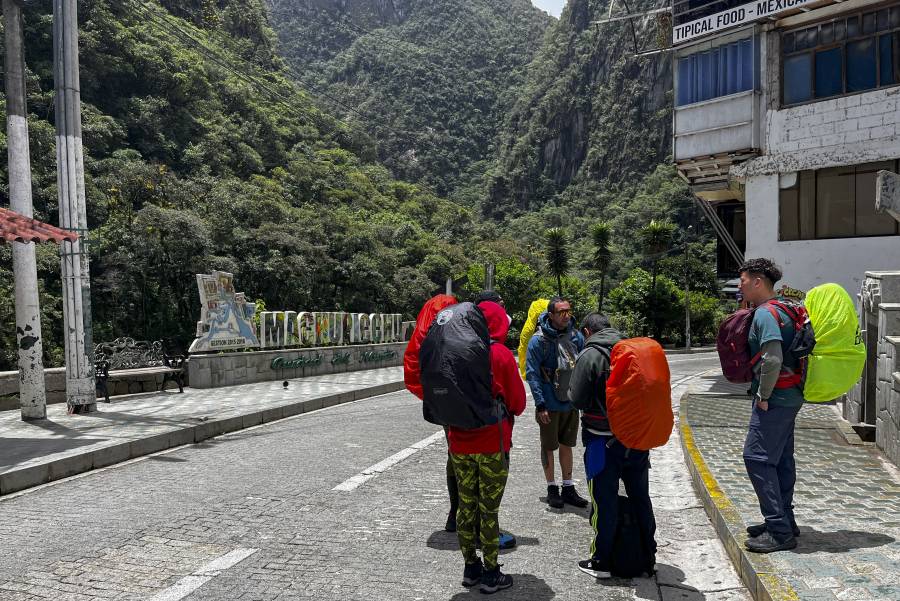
[739,258,783,285]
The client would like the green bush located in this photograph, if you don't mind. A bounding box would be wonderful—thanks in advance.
[607,268,681,341]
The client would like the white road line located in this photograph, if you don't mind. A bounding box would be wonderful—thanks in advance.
[334,430,445,492]
[148,548,258,601]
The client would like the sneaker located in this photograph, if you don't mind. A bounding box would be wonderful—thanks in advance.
[745,531,797,553]
[462,560,483,587]
[480,567,513,594]
[561,485,589,508]
[578,558,612,579]
[547,485,564,509]
[746,522,800,538]
[499,532,517,550]
[445,510,457,533]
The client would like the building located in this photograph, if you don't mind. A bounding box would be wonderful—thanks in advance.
[672,0,900,295]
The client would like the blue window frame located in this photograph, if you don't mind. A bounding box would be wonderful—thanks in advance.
[677,38,754,106]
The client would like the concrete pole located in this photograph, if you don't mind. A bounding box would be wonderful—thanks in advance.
[5,0,47,420]
[53,0,95,411]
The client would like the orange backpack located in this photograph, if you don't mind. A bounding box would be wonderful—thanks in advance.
[604,338,673,451]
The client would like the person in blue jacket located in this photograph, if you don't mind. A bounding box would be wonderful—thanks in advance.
[525,296,588,509]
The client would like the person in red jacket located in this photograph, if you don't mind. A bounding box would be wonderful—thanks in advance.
[448,300,526,594]
[403,294,459,530]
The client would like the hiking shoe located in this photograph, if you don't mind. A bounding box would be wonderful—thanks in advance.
[746,522,800,538]
[462,559,483,587]
[445,510,457,533]
[499,532,517,550]
[480,567,513,594]
[578,559,612,579]
[547,485,564,509]
[745,531,797,553]
[562,485,589,508]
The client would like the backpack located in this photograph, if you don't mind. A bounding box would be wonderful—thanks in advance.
[611,495,654,578]
[802,283,866,402]
[419,302,498,429]
[404,295,458,400]
[518,299,550,378]
[535,328,579,402]
[596,338,673,451]
[716,300,815,388]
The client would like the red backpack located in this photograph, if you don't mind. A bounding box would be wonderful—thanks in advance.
[716,300,814,387]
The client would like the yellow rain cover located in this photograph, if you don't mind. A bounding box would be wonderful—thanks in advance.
[804,283,866,402]
[518,299,549,378]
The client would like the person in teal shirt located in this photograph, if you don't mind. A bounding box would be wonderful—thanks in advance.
[738,258,803,553]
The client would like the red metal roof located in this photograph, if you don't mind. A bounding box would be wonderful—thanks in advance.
[0,206,79,244]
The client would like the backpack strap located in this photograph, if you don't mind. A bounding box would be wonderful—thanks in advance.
[754,301,805,389]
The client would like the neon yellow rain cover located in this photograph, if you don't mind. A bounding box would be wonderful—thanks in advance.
[804,283,866,402]
[518,299,549,379]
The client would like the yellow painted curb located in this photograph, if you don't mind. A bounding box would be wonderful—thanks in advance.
[679,392,800,601]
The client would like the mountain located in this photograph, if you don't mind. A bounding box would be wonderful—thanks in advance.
[265,0,552,199]
[0,0,487,369]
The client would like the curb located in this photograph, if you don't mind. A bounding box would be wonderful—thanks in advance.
[665,346,717,355]
[0,380,406,497]
[678,391,800,601]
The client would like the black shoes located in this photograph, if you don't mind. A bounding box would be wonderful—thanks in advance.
[746,522,800,538]
[578,559,612,579]
[745,531,798,553]
[562,485,589,508]
[462,559,483,587]
[480,567,513,594]
[445,509,457,533]
[547,485,564,509]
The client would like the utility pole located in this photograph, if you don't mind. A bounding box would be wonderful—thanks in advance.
[53,0,95,412]
[484,263,495,291]
[5,0,47,420]
[684,226,693,350]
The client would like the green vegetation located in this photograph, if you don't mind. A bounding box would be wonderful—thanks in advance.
[266,0,551,199]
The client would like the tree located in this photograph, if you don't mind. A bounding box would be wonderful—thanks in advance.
[591,221,613,311]
[639,219,676,337]
[544,227,569,296]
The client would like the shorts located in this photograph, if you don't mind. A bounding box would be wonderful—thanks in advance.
[538,409,579,451]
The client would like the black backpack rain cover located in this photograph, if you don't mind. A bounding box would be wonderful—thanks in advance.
[419,302,496,430]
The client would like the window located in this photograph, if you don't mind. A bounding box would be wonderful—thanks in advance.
[783,5,900,105]
[779,161,900,240]
[677,38,754,106]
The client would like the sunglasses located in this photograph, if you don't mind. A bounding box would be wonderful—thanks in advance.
[553,309,573,317]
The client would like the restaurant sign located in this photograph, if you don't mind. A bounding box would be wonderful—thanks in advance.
[674,0,817,45]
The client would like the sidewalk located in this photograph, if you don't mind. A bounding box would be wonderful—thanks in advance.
[0,367,404,496]
[681,380,900,601]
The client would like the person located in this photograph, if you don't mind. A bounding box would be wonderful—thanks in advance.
[568,312,657,578]
[474,289,504,307]
[525,296,589,509]
[403,294,460,532]
[448,300,526,594]
[738,258,803,553]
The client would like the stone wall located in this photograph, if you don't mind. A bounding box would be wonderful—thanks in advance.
[876,331,900,467]
[187,342,406,389]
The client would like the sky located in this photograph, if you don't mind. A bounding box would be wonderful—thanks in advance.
[531,0,565,18]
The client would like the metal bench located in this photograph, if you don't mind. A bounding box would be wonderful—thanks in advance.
[93,338,186,403]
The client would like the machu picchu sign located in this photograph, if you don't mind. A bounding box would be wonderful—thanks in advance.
[189,271,405,353]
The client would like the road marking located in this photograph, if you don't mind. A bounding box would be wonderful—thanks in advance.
[334,430,445,491]
[148,548,258,601]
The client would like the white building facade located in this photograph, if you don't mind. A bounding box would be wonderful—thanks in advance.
[673,0,900,295]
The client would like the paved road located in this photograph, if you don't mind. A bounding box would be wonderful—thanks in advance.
[0,352,749,600]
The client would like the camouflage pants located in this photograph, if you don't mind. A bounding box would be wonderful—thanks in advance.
[449,452,509,570]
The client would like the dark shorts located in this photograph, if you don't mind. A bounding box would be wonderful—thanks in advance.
[539,409,579,451]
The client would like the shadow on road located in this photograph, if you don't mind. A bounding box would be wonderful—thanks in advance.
[426,531,540,552]
[538,496,591,518]
[448,574,555,599]
[792,528,895,554]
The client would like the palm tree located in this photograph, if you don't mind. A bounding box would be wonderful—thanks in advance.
[591,221,613,311]
[545,227,569,296]
[639,219,676,337]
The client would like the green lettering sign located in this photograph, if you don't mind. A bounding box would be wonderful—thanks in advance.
[270,353,323,370]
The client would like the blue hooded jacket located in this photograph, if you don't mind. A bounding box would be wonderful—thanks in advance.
[525,312,585,412]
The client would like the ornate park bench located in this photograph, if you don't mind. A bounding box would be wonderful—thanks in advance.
[93,338,186,403]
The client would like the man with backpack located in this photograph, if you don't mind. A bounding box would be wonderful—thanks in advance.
[423,300,525,593]
[737,258,804,553]
[569,313,658,579]
[525,297,589,509]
